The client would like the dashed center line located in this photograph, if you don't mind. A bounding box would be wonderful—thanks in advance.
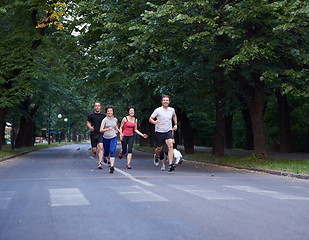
[114,167,154,187]
[111,185,168,202]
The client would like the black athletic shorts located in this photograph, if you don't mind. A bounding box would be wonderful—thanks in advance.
[155,130,173,148]
[90,132,103,148]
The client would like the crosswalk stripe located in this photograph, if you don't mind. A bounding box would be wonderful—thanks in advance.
[49,188,91,207]
[3,184,307,210]
[223,185,309,200]
[169,185,242,200]
[111,185,168,202]
[0,191,15,209]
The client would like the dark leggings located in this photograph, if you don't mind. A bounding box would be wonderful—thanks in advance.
[121,136,134,154]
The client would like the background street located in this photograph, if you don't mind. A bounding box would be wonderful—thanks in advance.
[0,143,308,240]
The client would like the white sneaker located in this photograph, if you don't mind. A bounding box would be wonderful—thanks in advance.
[161,164,165,171]
[153,154,159,167]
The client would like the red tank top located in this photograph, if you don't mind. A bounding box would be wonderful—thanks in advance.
[122,118,136,136]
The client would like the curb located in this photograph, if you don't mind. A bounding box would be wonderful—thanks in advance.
[0,149,39,162]
[183,157,309,180]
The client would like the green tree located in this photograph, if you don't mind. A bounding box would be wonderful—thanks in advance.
[1,1,91,148]
[222,0,309,157]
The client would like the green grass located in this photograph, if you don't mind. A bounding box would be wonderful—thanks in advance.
[134,145,309,175]
[0,142,75,159]
[186,153,309,175]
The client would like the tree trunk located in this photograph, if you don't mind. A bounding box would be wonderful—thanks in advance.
[212,78,225,157]
[225,113,233,149]
[240,75,268,159]
[71,127,77,141]
[15,100,39,148]
[305,125,309,152]
[235,94,254,150]
[241,109,254,150]
[15,116,35,147]
[178,111,195,154]
[275,89,291,153]
[0,107,8,150]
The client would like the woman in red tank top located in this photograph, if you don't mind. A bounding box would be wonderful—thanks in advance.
[119,106,148,169]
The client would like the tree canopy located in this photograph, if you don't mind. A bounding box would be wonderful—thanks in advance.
[1,0,308,155]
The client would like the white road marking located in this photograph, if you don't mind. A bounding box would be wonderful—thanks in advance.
[112,185,168,202]
[114,167,154,187]
[49,188,91,207]
[224,185,309,200]
[0,191,15,209]
[169,185,242,200]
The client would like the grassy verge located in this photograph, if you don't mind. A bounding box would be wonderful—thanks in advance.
[134,145,309,175]
[0,142,75,159]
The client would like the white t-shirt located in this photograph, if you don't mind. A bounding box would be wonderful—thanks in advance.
[101,117,118,139]
[151,106,175,133]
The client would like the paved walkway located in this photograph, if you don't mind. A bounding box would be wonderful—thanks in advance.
[1,143,309,180]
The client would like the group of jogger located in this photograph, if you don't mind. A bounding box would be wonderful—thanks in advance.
[86,95,180,173]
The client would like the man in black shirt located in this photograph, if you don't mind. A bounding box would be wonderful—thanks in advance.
[86,102,106,168]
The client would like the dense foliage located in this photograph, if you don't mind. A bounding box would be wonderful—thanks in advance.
[1,0,308,156]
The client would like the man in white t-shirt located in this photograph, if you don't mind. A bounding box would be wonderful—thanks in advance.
[149,95,178,172]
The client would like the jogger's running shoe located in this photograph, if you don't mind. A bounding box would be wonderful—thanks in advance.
[168,164,175,172]
[126,164,131,169]
[109,166,115,173]
[118,152,123,159]
[97,162,102,169]
[103,157,108,164]
[161,164,165,171]
[153,154,159,167]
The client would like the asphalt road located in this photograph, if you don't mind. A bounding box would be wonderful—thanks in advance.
[0,143,308,240]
